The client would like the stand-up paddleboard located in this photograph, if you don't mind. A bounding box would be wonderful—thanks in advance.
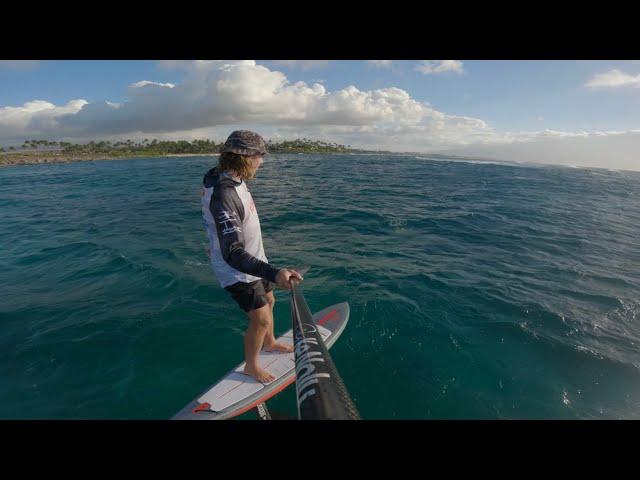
[172,301,350,420]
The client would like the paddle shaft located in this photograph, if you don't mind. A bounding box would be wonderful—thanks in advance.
[290,278,360,420]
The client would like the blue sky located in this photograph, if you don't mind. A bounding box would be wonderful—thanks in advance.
[1,60,639,169]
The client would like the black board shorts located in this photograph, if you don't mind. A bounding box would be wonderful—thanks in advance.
[224,278,274,313]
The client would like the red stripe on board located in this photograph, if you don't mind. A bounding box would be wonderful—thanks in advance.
[318,308,338,326]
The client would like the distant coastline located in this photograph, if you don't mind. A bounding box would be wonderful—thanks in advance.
[0,137,513,169]
[0,151,222,167]
[0,138,391,167]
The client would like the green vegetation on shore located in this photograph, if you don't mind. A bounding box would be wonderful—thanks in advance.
[3,138,388,156]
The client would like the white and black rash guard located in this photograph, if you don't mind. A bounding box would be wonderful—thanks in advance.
[201,167,280,288]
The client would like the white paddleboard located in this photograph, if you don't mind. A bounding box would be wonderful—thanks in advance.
[172,301,350,420]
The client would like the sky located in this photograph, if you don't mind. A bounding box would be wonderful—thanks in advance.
[1,59,639,170]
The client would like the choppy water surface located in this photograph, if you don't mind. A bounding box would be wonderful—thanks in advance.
[1,154,639,419]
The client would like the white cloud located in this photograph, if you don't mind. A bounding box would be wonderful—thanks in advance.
[367,60,393,68]
[0,60,492,148]
[44,61,467,136]
[0,99,87,141]
[271,60,330,71]
[585,69,640,89]
[129,80,175,89]
[0,60,40,71]
[415,60,464,75]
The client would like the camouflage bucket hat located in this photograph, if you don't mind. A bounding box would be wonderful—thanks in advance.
[220,130,268,156]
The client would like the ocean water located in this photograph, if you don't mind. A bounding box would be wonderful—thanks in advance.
[1,154,640,419]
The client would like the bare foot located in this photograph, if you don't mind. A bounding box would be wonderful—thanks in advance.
[263,341,294,353]
[244,364,276,383]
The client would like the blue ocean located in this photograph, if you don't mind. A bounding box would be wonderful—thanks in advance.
[1,154,639,419]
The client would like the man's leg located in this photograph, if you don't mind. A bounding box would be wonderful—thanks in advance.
[263,290,277,346]
[243,304,276,383]
[262,290,293,353]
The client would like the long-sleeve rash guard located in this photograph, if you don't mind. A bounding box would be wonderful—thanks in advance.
[201,167,280,287]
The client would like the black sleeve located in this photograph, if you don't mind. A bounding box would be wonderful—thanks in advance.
[210,187,280,283]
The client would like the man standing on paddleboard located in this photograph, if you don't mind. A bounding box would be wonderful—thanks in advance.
[201,130,303,384]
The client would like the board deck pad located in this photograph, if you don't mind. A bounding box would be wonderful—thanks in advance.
[172,301,349,420]
[197,326,330,412]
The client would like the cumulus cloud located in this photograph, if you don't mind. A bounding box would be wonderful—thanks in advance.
[1,60,485,142]
[367,60,393,68]
[271,60,330,71]
[0,63,499,157]
[415,60,464,75]
[0,99,87,141]
[585,69,640,89]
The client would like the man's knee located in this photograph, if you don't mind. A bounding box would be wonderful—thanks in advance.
[266,291,275,308]
[248,304,271,329]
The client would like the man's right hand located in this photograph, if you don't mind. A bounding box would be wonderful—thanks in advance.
[275,268,304,290]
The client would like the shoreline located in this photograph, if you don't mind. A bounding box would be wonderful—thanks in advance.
[0,152,220,167]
